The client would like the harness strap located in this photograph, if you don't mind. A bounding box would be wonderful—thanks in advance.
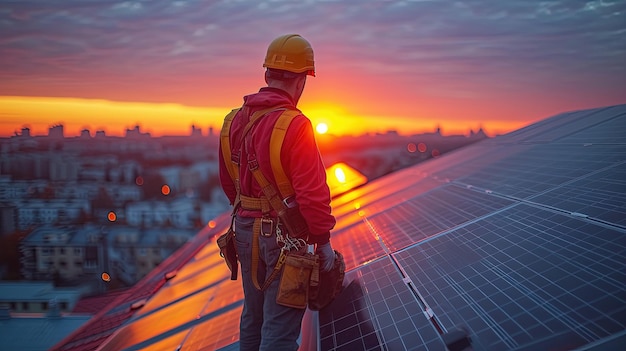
[251,217,288,291]
[270,110,300,198]
[220,108,241,207]
[220,106,290,207]
[239,195,271,213]
[251,218,261,290]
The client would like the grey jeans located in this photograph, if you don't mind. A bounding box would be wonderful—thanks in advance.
[234,215,305,351]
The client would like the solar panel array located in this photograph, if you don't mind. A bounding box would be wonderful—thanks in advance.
[53,104,626,351]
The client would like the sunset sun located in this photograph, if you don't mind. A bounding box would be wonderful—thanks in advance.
[315,122,328,134]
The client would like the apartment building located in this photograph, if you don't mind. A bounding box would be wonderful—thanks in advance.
[20,225,102,282]
[20,224,196,286]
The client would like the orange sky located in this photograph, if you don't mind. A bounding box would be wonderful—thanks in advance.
[1,2,624,138]
[0,95,532,138]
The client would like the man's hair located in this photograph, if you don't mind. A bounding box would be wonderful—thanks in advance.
[266,68,306,81]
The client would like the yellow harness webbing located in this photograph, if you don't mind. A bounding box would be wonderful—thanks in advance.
[220,107,301,290]
[270,110,299,198]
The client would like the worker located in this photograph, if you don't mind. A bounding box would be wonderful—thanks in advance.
[218,34,336,351]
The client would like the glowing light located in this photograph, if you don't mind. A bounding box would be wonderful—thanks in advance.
[407,143,417,153]
[107,211,117,222]
[208,220,216,228]
[325,162,368,197]
[135,176,144,186]
[316,123,328,134]
[101,272,111,282]
[335,167,346,183]
[161,185,171,195]
[418,142,427,153]
[432,149,440,157]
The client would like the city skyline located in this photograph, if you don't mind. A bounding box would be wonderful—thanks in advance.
[1,1,625,137]
[3,116,487,139]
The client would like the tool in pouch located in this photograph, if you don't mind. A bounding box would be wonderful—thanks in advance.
[217,212,238,280]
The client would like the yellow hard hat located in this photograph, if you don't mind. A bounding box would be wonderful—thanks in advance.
[263,34,315,76]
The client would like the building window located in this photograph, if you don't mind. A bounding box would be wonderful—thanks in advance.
[21,302,28,311]
[60,301,68,310]
[74,248,82,255]
[42,302,48,310]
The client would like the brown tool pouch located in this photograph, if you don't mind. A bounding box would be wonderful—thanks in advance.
[217,218,238,280]
[278,202,310,240]
[276,251,318,309]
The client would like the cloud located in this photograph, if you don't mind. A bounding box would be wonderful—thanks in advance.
[0,0,624,106]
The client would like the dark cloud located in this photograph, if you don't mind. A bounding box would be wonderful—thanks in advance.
[0,0,624,104]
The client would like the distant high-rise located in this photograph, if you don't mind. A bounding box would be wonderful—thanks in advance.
[80,129,91,139]
[48,124,64,139]
[20,127,31,138]
[125,125,150,139]
[190,125,202,137]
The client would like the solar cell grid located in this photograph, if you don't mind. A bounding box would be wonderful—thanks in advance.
[530,162,626,226]
[328,222,386,270]
[518,106,623,143]
[97,288,217,351]
[455,144,626,199]
[498,109,590,143]
[395,203,626,351]
[365,185,514,251]
[556,111,626,144]
[331,172,440,221]
[318,258,445,351]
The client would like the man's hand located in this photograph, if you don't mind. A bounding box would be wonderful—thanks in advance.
[316,242,335,272]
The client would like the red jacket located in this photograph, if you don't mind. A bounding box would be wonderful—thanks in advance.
[219,87,335,243]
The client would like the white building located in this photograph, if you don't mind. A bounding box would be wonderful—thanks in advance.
[125,198,196,228]
[14,199,90,230]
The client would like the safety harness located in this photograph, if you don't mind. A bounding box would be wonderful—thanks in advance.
[220,107,315,291]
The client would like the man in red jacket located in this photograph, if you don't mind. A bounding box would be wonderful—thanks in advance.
[218,34,336,351]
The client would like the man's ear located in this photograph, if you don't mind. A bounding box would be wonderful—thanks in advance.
[297,75,306,91]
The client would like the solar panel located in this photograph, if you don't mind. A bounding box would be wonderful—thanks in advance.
[555,111,626,144]
[530,162,626,226]
[365,185,515,251]
[318,258,445,351]
[395,203,626,350]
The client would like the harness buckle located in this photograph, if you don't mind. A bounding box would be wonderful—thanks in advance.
[248,159,259,171]
[261,217,274,237]
[231,152,240,165]
[283,195,297,208]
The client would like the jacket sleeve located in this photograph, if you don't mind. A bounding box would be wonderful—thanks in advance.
[282,116,336,244]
